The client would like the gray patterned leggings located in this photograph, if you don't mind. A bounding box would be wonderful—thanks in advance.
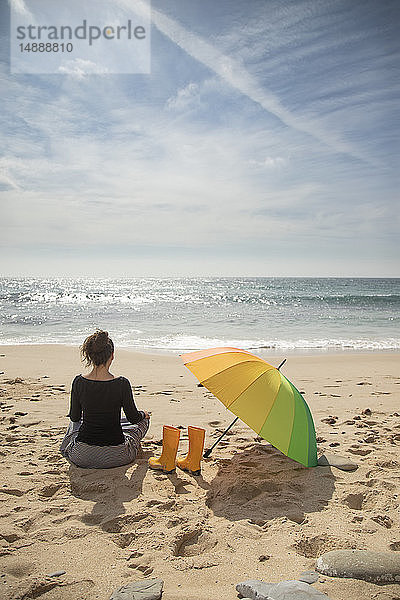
[59,416,150,469]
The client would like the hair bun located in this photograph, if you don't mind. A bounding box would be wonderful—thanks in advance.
[92,330,109,352]
[81,330,114,367]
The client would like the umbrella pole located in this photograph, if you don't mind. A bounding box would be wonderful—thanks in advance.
[203,358,287,458]
[203,417,239,458]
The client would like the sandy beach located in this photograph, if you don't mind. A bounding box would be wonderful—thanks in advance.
[0,345,399,600]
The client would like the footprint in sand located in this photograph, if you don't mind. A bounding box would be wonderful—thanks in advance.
[39,484,64,498]
[321,417,337,425]
[111,533,136,548]
[0,488,26,497]
[127,551,154,575]
[127,550,143,559]
[348,446,372,456]
[172,527,218,557]
[363,434,378,443]
[101,513,148,534]
[99,514,146,548]
[146,499,175,510]
[343,492,365,510]
[0,528,23,543]
[371,514,393,529]
[389,541,400,551]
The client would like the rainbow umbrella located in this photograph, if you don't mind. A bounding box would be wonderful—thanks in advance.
[181,347,317,467]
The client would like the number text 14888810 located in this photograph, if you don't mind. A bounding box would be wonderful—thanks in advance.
[19,43,73,52]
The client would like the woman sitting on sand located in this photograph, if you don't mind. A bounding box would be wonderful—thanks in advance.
[60,330,150,469]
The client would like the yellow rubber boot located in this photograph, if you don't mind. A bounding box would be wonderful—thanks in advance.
[176,426,205,476]
[148,425,180,473]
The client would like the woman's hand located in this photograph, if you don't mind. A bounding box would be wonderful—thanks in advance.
[143,411,151,420]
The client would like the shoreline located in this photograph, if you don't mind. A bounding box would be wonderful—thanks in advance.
[0,342,399,357]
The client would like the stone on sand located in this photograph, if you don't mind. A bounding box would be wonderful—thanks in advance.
[109,578,163,600]
[316,550,400,584]
[236,579,332,599]
[317,453,358,471]
[298,571,319,584]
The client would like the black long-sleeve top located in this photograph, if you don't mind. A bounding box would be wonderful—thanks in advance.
[68,375,145,446]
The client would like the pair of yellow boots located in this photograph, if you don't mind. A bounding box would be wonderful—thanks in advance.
[148,425,205,475]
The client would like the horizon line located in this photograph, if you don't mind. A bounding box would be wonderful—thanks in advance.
[1,274,399,280]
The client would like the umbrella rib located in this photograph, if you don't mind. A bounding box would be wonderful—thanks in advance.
[259,373,295,454]
[226,368,278,410]
[201,358,271,384]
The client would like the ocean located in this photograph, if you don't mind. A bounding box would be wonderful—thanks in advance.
[0,277,399,353]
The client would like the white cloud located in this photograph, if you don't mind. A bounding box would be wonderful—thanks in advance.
[58,59,110,79]
[8,0,33,19]
[148,5,375,165]
[249,156,288,169]
[166,82,201,111]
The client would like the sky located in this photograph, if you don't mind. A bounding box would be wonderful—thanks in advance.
[0,0,399,277]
